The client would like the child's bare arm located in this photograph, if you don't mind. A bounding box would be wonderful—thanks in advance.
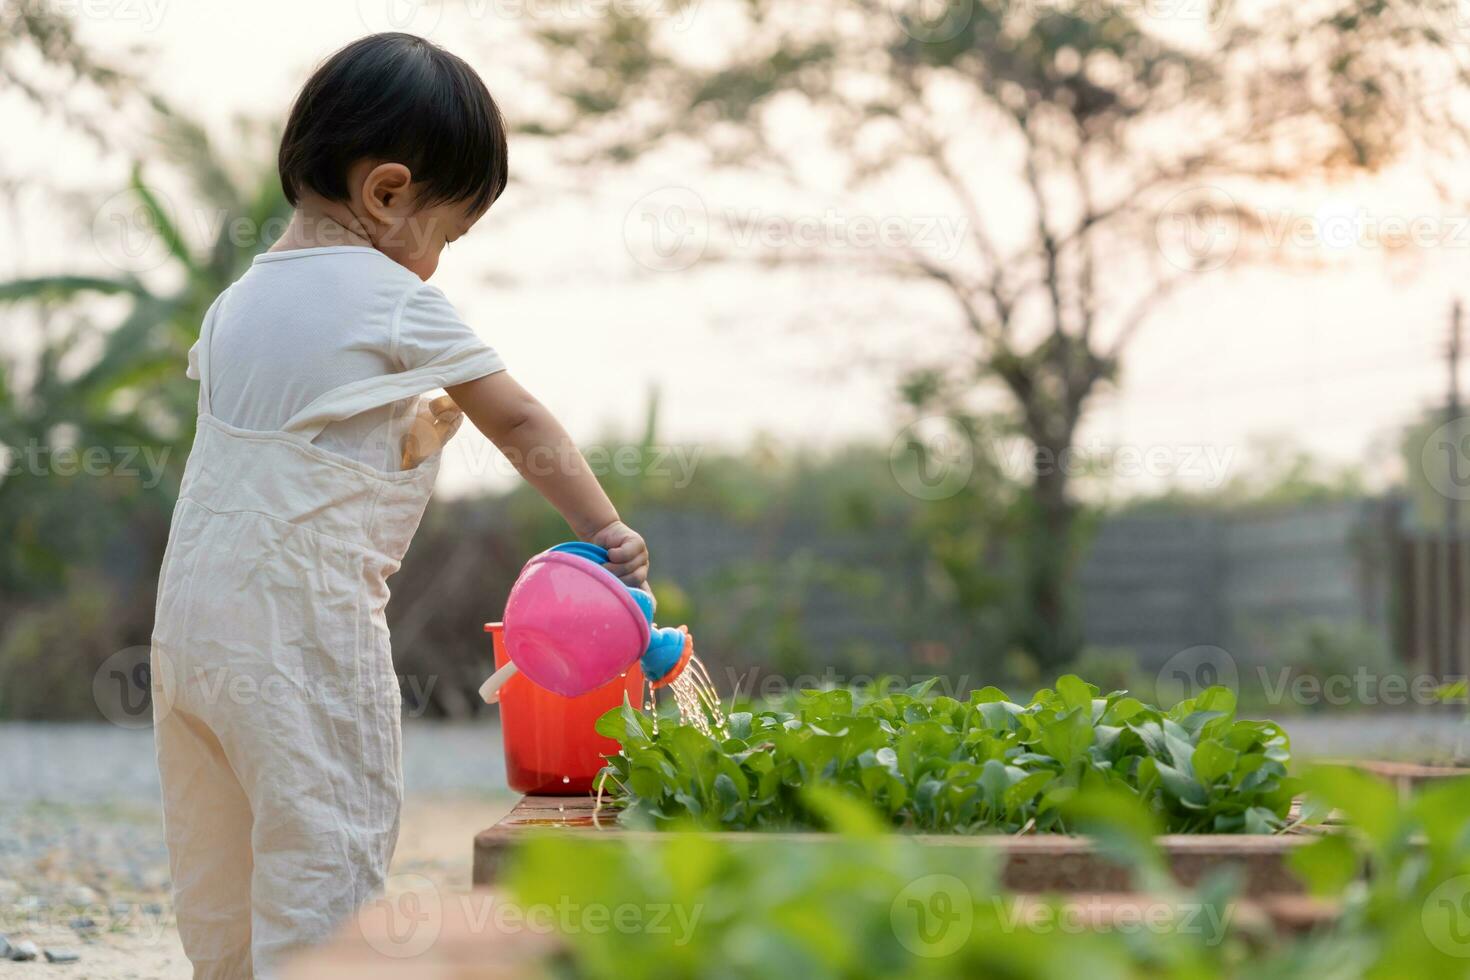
[446,372,649,585]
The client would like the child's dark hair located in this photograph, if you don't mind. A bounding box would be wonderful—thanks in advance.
[278,33,508,215]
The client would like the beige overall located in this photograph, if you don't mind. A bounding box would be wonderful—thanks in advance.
[151,292,493,978]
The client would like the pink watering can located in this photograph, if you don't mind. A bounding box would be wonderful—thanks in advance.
[478,542,694,703]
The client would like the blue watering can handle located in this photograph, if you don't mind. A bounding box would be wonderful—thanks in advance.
[549,541,610,565]
[537,540,687,686]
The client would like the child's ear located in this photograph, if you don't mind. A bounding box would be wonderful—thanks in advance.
[360,162,414,219]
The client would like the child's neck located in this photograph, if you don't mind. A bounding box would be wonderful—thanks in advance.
[270,199,374,253]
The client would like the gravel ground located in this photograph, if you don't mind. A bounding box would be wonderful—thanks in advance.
[0,722,514,978]
[1,712,1467,977]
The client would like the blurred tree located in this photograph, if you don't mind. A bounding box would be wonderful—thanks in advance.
[525,0,1469,668]
[0,111,289,710]
[0,0,138,146]
[0,113,288,592]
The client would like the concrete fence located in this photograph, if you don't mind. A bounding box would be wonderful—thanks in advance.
[635,497,1429,673]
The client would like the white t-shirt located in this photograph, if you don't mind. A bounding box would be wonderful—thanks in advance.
[190,245,504,471]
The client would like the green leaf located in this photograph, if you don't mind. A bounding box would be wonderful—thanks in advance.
[1102,697,1146,724]
[1191,739,1240,787]
[1288,833,1360,896]
[1039,707,1095,766]
[1056,674,1092,713]
[1301,765,1401,848]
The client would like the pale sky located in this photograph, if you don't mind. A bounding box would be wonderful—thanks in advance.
[2,0,1462,497]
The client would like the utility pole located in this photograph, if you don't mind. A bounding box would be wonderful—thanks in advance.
[1449,301,1464,682]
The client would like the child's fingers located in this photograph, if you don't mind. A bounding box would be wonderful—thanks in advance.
[604,540,645,564]
[604,553,649,583]
[612,562,649,587]
[430,412,462,440]
[400,397,463,468]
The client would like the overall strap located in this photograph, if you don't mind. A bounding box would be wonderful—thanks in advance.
[280,345,504,441]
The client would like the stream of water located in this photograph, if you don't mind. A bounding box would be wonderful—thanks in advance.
[646,653,728,739]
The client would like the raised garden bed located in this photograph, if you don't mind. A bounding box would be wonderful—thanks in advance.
[472,795,1316,896]
[1339,759,1470,798]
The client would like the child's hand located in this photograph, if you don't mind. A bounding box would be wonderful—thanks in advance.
[400,393,464,469]
[591,520,649,588]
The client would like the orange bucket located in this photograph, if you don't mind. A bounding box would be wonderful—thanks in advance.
[487,622,644,795]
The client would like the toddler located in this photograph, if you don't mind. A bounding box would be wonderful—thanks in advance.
[149,32,648,979]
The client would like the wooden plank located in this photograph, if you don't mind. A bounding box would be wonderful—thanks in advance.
[1339,759,1470,800]
[473,797,1313,896]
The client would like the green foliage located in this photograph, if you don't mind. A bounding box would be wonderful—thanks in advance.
[1288,768,1470,978]
[596,677,1296,834]
[506,796,1238,979]
[508,768,1470,980]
